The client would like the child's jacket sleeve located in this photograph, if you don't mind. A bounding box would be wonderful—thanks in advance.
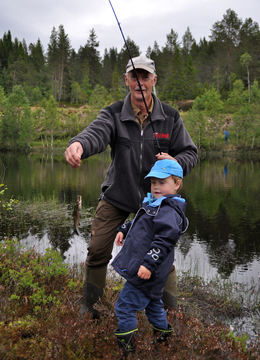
[118,221,132,238]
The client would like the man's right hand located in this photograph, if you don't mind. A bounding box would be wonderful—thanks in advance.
[64,142,83,168]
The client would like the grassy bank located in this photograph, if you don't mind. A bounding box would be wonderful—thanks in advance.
[0,239,259,360]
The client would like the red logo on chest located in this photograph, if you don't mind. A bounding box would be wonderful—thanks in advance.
[153,132,170,139]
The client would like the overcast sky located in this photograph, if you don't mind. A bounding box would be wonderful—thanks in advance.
[1,0,260,57]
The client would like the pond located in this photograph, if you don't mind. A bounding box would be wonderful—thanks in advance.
[0,151,260,339]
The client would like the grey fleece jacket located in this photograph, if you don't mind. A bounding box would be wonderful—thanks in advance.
[68,93,198,213]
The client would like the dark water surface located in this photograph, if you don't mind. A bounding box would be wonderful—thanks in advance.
[1,152,260,339]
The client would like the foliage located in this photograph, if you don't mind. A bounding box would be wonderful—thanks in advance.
[184,109,206,149]
[227,79,259,147]
[0,85,33,150]
[251,80,260,103]
[192,88,224,148]
[1,8,260,103]
[233,103,255,147]
[47,25,71,102]
[0,86,7,132]
[228,329,249,354]
[1,7,260,151]
[70,81,83,104]
[88,84,113,110]
[227,79,248,105]
[0,239,69,314]
[42,95,61,149]
[0,239,258,359]
[0,184,18,217]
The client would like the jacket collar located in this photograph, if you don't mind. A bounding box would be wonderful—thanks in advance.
[143,193,185,207]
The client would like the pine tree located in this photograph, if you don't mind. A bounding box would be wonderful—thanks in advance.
[118,37,140,75]
[239,18,260,82]
[82,73,92,103]
[210,9,242,92]
[240,52,252,102]
[111,65,124,101]
[47,25,71,102]
[29,39,45,72]
[0,31,13,69]
[102,47,119,90]
[182,27,195,55]
[77,29,101,89]
[47,27,59,100]
[57,25,71,101]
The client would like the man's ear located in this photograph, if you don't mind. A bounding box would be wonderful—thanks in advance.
[124,74,129,87]
[153,75,158,86]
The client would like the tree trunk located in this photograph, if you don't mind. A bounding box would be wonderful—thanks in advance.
[251,134,255,149]
[247,65,251,103]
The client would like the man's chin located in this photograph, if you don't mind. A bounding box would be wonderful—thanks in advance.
[134,94,147,103]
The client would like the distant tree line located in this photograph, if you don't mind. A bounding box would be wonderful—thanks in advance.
[0,8,260,104]
[0,8,260,151]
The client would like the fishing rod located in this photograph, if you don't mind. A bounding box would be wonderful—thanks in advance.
[107,0,162,154]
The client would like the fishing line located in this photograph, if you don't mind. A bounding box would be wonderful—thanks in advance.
[107,0,162,154]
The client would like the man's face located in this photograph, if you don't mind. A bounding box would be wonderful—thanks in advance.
[125,69,157,108]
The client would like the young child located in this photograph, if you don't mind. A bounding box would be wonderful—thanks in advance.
[111,159,188,355]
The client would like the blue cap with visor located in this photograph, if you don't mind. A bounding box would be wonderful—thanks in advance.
[145,159,183,179]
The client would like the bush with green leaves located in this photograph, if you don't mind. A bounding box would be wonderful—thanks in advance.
[0,184,19,216]
[0,239,69,313]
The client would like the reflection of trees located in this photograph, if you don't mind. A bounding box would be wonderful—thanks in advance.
[0,152,110,205]
[186,201,260,277]
[47,223,72,258]
[183,159,260,277]
[177,233,194,257]
[1,153,260,280]
[0,202,92,260]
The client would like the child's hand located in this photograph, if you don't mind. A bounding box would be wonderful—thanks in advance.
[115,232,124,246]
[137,265,151,280]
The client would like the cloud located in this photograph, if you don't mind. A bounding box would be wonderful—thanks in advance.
[0,0,260,55]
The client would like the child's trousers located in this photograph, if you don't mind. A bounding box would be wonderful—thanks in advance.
[115,281,168,332]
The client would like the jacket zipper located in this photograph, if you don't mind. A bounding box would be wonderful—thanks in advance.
[138,129,144,206]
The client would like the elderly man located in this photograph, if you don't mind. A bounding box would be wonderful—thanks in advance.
[65,55,197,318]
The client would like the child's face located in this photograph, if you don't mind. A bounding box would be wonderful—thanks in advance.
[151,176,180,198]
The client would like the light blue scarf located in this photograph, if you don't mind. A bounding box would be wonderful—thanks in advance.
[143,193,185,207]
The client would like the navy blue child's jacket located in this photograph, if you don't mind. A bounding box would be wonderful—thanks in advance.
[112,194,188,300]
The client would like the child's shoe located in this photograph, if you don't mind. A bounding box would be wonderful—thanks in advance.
[115,329,137,355]
[153,324,172,343]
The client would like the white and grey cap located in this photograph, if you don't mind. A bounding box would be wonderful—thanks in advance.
[126,55,156,74]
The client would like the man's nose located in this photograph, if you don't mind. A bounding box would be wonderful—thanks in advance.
[134,75,145,83]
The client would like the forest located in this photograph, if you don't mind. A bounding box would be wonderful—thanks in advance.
[0,8,260,151]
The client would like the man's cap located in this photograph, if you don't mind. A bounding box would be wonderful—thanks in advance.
[145,159,183,179]
[126,55,156,74]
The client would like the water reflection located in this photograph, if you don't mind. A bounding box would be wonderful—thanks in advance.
[0,153,260,299]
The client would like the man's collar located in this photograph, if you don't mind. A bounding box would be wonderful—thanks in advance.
[131,97,154,117]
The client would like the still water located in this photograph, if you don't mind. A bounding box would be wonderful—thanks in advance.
[1,152,260,322]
